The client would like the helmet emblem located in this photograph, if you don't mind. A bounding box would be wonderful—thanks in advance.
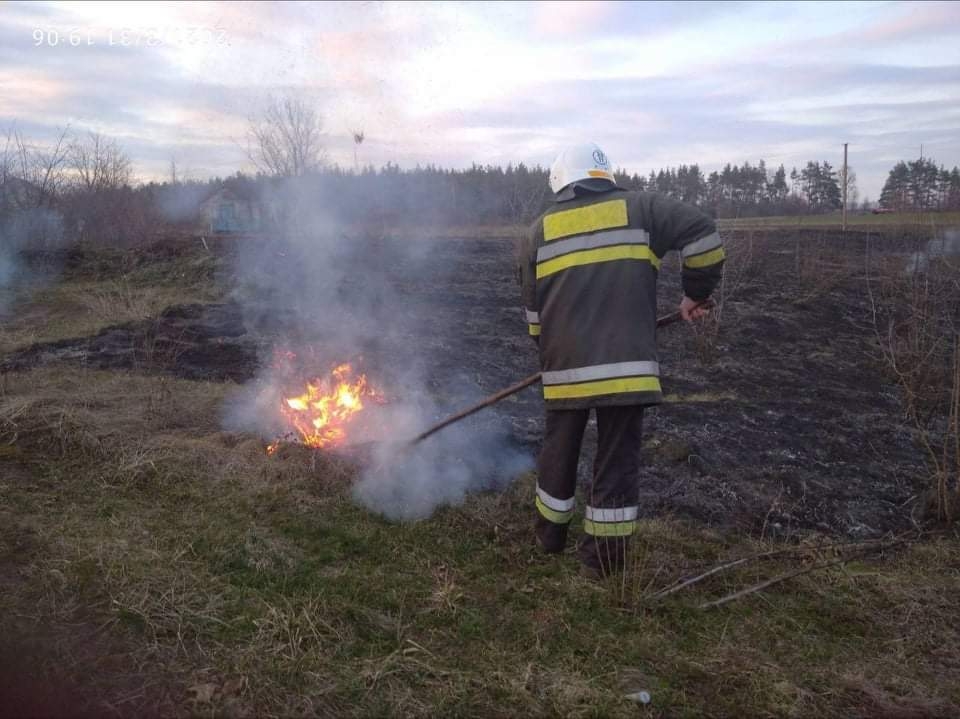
[592,149,607,167]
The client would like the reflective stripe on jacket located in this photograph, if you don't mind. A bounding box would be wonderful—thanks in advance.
[519,188,724,409]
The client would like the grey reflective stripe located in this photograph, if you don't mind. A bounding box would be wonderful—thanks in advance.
[681,231,722,258]
[536,485,575,512]
[585,505,639,522]
[541,360,660,386]
[524,307,540,323]
[536,228,650,263]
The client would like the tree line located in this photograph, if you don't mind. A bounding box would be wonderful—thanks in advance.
[3,106,959,249]
[879,158,960,211]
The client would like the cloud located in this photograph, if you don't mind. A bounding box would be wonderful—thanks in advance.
[0,1,958,198]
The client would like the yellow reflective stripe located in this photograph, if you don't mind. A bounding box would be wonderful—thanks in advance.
[528,323,541,336]
[536,244,661,279]
[536,495,574,524]
[684,246,726,269]
[584,518,636,537]
[543,376,661,400]
[542,199,627,241]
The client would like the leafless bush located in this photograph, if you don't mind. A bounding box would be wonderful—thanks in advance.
[867,235,960,520]
[1,125,72,211]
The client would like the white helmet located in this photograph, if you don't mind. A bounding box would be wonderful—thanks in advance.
[549,142,615,194]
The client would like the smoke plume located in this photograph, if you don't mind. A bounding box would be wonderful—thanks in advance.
[221,178,533,520]
[0,208,65,315]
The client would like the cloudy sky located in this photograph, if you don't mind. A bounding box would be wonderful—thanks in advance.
[2,0,959,200]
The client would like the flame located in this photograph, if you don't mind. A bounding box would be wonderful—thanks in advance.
[268,363,383,452]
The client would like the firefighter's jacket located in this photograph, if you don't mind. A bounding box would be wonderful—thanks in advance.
[519,186,724,410]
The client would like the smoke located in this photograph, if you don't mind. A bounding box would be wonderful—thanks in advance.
[906,229,960,274]
[220,176,534,520]
[353,417,532,522]
[155,182,209,225]
[0,208,65,315]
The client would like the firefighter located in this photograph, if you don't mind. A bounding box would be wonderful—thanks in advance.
[519,142,724,577]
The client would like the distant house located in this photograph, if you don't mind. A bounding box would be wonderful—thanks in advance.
[199,187,263,234]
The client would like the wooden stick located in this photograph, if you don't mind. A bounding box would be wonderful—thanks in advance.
[648,536,906,601]
[698,539,907,610]
[408,372,542,445]
[405,301,714,448]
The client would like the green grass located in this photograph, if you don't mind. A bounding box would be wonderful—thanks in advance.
[1,367,958,717]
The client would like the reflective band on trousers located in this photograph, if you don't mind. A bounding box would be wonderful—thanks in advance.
[537,485,574,511]
[524,307,540,324]
[535,485,574,524]
[536,228,649,263]
[528,323,541,336]
[542,199,628,242]
[583,518,636,537]
[681,231,722,259]
[543,376,661,400]
[541,361,659,386]
[585,505,639,522]
[536,244,661,279]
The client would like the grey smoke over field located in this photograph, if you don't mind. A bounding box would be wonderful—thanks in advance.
[906,229,960,274]
[0,208,64,314]
[221,179,533,520]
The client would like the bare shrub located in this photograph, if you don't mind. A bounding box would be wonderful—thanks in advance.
[867,235,960,520]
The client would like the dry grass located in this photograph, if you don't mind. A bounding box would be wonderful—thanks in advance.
[0,247,223,354]
[1,366,959,717]
[792,232,853,305]
[866,240,960,521]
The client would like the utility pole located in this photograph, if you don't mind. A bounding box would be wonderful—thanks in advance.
[842,142,848,232]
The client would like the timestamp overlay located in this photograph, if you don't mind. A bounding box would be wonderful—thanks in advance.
[30,25,229,48]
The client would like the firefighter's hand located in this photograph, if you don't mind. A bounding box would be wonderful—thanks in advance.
[680,296,710,322]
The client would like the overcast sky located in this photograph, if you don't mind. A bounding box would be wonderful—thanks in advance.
[2,0,959,200]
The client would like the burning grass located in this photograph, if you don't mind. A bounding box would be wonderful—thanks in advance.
[2,366,960,717]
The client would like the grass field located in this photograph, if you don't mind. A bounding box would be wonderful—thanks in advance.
[718,211,960,231]
[2,238,959,717]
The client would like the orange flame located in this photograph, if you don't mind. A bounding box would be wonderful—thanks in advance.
[268,363,383,453]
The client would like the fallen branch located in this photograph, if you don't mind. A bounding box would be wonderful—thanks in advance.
[647,537,904,602]
[698,538,909,610]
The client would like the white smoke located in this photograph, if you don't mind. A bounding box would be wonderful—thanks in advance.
[906,229,960,274]
[0,208,65,314]
[220,178,533,520]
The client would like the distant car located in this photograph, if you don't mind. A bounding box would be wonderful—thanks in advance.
[872,207,896,214]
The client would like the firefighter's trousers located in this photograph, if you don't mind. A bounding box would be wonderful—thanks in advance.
[534,405,644,574]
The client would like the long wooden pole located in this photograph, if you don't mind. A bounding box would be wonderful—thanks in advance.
[842,142,848,232]
[406,302,710,447]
